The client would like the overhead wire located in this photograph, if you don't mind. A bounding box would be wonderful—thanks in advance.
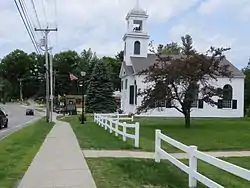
[41,0,48,27]
[30,0,42,29]
[53,0,58,48]
[14,0,40,54]
[19,0,41,51]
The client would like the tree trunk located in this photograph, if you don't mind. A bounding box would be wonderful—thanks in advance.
[184,109,191,128]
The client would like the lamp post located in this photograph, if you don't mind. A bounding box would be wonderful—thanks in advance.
[79,71,86,124]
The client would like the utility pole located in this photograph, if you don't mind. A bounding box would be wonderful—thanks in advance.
[35,27,57,122]
[49,53,53,122]
[18,78,24,102]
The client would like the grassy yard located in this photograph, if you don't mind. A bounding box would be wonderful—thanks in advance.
[65,115,250,152]
[135,117,250,152]
[64,115,135,150]
[87,157,250,188]
[0,118,54,188]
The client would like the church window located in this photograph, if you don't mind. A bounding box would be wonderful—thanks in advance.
[121,80,123,90]
[222,84,233,108]
[134,41,141,55]
[133,20,142,32]
[125,79,128,89]
[191,88,199,108]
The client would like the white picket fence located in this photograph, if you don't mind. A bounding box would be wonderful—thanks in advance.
[155,129,250,188]
[94,113,139,147]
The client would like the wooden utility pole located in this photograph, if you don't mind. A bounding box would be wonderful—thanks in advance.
[35,27,57,122]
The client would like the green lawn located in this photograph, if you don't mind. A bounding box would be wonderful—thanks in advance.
[135,117,250,152]
[64,115,135,150]
[87,157,250,188]
[0,118,54,188]
[65,115,250,152]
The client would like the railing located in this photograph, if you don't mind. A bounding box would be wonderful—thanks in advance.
[155,129,250,188]
[94,113,139,147]
[98,113,134,122]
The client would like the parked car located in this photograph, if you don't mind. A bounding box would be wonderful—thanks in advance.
[26,108,34,116]
[54,106,65,114]
[0,109,8,129]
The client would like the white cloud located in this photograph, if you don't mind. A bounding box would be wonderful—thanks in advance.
[198,0,250,22]
[0,0,199,58]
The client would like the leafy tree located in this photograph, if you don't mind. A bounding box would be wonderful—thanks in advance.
[157,42,182,55]
[76,48,99,94]
[86,61,116,113]
[0,49,34,99]
[101,56,121,91]
[53,50,80,95]
[137,35,232,128]
[243,60,250,115]
[0,78,12,103]
[115,50,124,62]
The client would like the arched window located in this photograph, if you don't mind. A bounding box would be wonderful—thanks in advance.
[191,88,199,108]
[222,84,233,108]
[134,41,141,55]
[223,84,233,100]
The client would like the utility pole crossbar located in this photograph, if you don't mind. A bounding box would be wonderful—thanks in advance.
[35,27,58,123]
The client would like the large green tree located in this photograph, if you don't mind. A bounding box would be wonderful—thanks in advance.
[86,61,116,113]
[157,42,182,55]
[243,61,250,115]
[0,49,35,99]
[53,50,80,95]
[101,56,121,91]
[137,35,232,128]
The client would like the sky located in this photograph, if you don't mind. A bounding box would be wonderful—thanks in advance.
[0,0,250,69]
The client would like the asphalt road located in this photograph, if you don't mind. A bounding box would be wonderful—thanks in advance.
[0,103,43,140]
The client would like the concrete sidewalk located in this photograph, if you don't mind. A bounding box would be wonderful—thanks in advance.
[18,118,96,188]
[83,150,250,160]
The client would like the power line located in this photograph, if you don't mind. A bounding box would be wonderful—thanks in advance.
[14,0,40,54]
[30,0,42,29]
[41,0,48,26]
[19,0,41,50]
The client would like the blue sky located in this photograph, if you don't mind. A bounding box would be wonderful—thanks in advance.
[0,0,250,69]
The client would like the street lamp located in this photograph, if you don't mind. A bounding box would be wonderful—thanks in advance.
[79,71,86,124]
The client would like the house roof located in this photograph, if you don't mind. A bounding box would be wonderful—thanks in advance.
[129,53,245,78]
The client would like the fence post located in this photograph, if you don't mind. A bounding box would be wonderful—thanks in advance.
[155,129,161,163]
[188,145,198,188]
[134,122,139,148]
[100,116,103,127]
[131,115,134,122]
[115,122,118,137]
[98,115,100,125]
[117,113,120,122]
[109,120,113,133]
[122,122,126,141]
[104,118,107,130]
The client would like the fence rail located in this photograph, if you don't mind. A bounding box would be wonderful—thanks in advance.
[155,129,250,188]
[94,113,139,147]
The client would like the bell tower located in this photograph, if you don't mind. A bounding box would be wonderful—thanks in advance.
[123,0,150,65]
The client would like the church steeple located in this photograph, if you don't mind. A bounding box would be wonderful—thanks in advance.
[123,1,150,65]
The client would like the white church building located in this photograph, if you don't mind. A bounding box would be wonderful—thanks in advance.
[119,3,245,118]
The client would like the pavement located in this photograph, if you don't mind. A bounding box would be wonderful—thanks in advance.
[0,103,43,140]
[18,114,97,188]
[82,150,250,160]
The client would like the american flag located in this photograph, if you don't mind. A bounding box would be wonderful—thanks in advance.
[69,73,78,81]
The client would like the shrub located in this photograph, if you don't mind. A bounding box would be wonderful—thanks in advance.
[79,115,87,122]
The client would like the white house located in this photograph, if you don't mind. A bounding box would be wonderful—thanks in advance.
[119,3,245,118]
